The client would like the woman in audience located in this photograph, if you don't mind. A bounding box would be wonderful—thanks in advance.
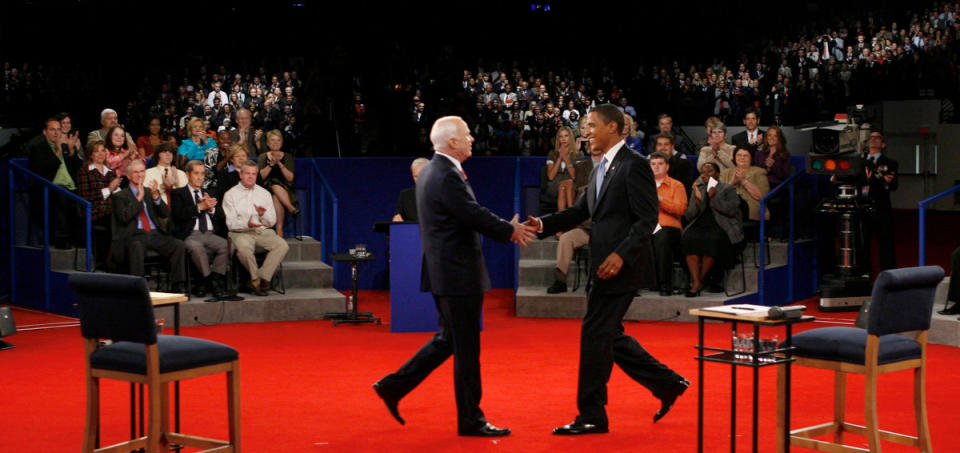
[257,130,298,237]
[77,140,121,269]
[216,145,248,198]
[720,146,770,222]
[143,142,187,205]
[104,125,142,178]
[682,162,743,296]
[55,112,82,158]
[623,114,644,153]
[177,117,217,168]
[544,126,578,212]
[755,126,792,189]
[136,116,175,160]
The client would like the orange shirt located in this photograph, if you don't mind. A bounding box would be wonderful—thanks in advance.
[656,175,687,229]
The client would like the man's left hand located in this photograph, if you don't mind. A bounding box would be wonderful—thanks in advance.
[597,252,624,279]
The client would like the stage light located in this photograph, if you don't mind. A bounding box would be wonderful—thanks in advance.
[838,160,851,171]
[812,160,824,170]
[824,159,837,171]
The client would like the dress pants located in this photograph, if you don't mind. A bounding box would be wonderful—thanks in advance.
[578,289,682,425]
[230,228,289,281]
[378,293,486,431]
[556,228,590,275]
[652,226,682,290]
[860,209,896,272]
[124,230,186,283]
[184,230,228,277]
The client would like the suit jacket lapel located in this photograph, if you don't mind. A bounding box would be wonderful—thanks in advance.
[595,145,624,207]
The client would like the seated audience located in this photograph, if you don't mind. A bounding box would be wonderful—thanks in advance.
[204,130,233,192]
[682,162,742,296]
[257,130,298,237]
[77,140,121,268]
[230,107,264,156]
[54,112,83,158]
[104,125,143,179]
[392,157,429,222]
[86,108,136,149]
[143,142,188,205]
[730,108,765,155]
[109,159,186,292]
[544,126,578,212]
[136,116,175,160]
[217,145,248,198]
[646,113,696,156]
[623,114,643,154]
[649,152,688,296]
[26,117,82,249]
[178,117,218,168]
[697,121,735,172]
[171,160,235,301]
[223,161,289,296]
[720,146,770,222]
[653,132,693,193]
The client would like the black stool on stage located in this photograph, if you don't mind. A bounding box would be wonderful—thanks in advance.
[325,253,381,326]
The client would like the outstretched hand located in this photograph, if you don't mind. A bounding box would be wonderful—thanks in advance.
[510,214,537,247]
[523,215,542,231]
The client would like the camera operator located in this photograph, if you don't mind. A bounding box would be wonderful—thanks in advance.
[859,130,898,271]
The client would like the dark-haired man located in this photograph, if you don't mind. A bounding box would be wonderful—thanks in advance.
[730,108,765,155]
[528,104,688,434]
[646,113,696,156]
[649,152,688,295]
[859,130,898,271]
[654,133,693,193]
[27,118,82,248]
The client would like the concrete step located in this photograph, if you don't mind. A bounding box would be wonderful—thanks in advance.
[280,260,333,288]
[45,246,88,271]
[519,237,793,267]
[515,286,756,322]
[282,237,324,262]
[152,287,348,327]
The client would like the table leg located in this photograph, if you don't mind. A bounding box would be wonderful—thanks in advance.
[731,321,737,453]
[697,317,704,453]
[752,323,760,453]
[174,303,181,439]
[785,324,793,453]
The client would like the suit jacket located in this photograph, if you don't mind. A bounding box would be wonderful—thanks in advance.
[540,145,659,295]
[395,186,418,222]
[26,134,82,185]
[668,153,694,193]
[169,185,227,239]
[861,154,898,212]
[417,154,514,296]
[730,129,766,155]
[683,181,743,244]
[110,186,170,262]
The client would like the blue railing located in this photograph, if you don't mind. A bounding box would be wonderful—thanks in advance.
[918,184,960,265]
[309,160,339,262]
[8,159,93,309]
[757,169,804,305]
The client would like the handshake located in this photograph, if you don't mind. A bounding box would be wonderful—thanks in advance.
[509,215,543,247]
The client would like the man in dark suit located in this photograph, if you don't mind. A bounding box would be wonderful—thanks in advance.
[110,160,186,292]
[527,104,689,435]
[730,108,765,156]
[859,130,898,271]
[373,116,536,437]
[27,118,82,249]
[170,160,234,301]
[645,113,696,156]
[654,132,694,193]
[391,158,429,223]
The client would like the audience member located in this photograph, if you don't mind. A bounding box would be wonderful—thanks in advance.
[649,152,688,296]
[682,162,742,296]
[86,108,136,149]
[257,130,298,237]
[104,125,143,179]
[230,108,264,155]
[697,121,735,172]
[544,126,579,212]
[26,118,82,249]
[109,159,186,292]
[623,114,643,154]
[647,114,696,156]
[859,130,899,271]
[170,160,233,301]
[205,130,233,192]
[216,145,247,198]
[143,142,188,205]
[754,126,793,238]
[223,161,289,296]
[77,140,121,268]
[136,116,174,160]
[653,133,693,193]
[720,147,770,222]
[730,108,765,155]
[178,117,218,168]
[54,112,83,158]
[392,158,428,223]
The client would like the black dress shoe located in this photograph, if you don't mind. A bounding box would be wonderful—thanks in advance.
[546,280,567,294]
[553,419,608,435]
[938,302,960,315]
[372,381,404,425]
[459,422,511,437]
[654,377,690,422]
[659,290,673,297]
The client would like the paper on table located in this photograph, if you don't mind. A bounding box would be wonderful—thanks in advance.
[707,176,718,191]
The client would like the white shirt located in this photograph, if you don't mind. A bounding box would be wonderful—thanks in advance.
[206,90,229,107]
[187,184,215,232]
[747,129,759,144]
[599,138,626,167]
[143,165,187,205]
[88,164,119,200]
[223,183,277,231]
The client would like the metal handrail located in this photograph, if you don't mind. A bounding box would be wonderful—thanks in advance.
[9,158,93,310]
[757,169,804,305]
[309,160,339,261]
[918,184,960,265]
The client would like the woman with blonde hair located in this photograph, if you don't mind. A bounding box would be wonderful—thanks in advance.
[544,126,579,211]
[177,117,217,167]
[257,130,297,237]
[215,145,248,197]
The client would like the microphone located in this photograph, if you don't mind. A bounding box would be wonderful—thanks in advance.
[767,305,805,320]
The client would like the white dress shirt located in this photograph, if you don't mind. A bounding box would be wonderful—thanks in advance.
[223,183,276,231]
[143,165,187,205]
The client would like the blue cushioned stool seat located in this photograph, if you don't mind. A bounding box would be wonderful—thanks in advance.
[90,335,239,374]
[788,326,921,365]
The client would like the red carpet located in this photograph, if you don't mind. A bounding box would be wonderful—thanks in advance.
[1,291,958,452]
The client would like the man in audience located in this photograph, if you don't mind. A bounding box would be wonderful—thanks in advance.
[110,160,186,292]
[86,108,136,148]
[392,158,429,223]
[206,81,229,108]
[646,114,696,156]
[143,142,187,205]
[231,108,264,156]
[27,118,82,249]
[223,161,289,296]
[654,133,693,193]
[697,121,735,172]
[649,152,688,296]
[171,160,234,301]
[859,130,898,271]
[731,108,765,155]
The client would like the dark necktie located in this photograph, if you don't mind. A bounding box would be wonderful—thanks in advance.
[195,190,208,233]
